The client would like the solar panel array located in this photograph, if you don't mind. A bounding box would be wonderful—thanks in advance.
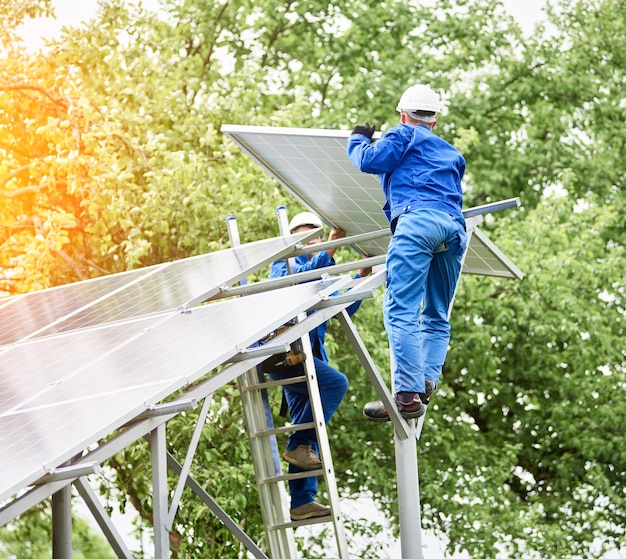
[221,124,522,278]
[0,233,333,504]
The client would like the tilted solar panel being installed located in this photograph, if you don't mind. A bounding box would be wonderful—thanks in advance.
[221,125,523,279]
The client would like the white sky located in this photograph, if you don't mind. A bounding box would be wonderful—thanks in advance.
[21,0,550,49]
[14,2,626,559]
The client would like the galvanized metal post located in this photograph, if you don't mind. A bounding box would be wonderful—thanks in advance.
[51,484,72,559]
[391,346,424,559]
[150,424,170,559]
[275,205,290,236]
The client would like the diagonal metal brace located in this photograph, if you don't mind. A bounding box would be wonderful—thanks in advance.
[335,309,412,440]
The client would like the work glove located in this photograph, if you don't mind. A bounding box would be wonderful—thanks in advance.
[351,122,375,139]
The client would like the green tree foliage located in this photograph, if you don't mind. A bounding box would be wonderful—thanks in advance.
[0,0,53,47]
[435,194,625,558]
[0,43,105,292]
[1,0,625,557]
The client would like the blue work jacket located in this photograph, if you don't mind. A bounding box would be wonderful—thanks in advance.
[347,123,465,232]
[270,251,362,364]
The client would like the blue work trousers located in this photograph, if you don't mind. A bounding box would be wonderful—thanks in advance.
[384,209,467,394]
[269,357,348,509]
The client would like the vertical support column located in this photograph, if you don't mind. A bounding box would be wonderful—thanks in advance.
[51,484,72,559]
[226,216,241,248]
[276,205,295,275]
[150,424,170,559]
[394,218,477,558]
[395,425,423,559]
[391,346,424,559]
[275,205,290,236]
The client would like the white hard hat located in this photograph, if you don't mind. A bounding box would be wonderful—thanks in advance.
[396,84,440,122]
[288,211,324,233]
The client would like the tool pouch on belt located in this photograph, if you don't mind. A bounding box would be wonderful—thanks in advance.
[260,322,306,375]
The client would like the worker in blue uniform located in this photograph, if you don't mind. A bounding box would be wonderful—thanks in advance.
[267,211,371,521]
[346,84,467,422]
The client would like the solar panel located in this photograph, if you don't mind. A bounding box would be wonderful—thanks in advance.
[0,277,347,503]
[222,126,386,257]
[221,125,523,279]
[0,232,314,347]
[464,228,523,279]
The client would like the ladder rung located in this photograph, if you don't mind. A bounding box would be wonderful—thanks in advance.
[243,375,307,391]
[268,514,337,531]
[251,422,315,438]
[260,468,324,484]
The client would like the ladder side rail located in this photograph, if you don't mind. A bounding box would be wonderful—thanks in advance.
[228,214,297,557]
[239,366,298,558]
[296,312,350,559]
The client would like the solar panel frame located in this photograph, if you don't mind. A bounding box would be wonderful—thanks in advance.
[464,228,524,279]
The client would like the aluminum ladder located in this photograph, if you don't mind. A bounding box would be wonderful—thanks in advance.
[225,213,348,559]
[238,322,349,558]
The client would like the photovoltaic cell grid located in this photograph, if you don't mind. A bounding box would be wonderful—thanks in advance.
[221,124,523,279]
[0,273,344,504]
[0,233,314,348]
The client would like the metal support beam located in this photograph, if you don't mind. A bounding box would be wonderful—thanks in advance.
[395,425,422,559]
[210,255,386,301]
[335,302,412,440]
[230,342,290,362]
[462,196,520,218]
[36,462,99,485]
[165,396,213,530]
[166,454,269,559]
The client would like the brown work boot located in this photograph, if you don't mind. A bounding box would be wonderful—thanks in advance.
[363,393,426,422]
[282,444,322,470]
[290,501,331,521]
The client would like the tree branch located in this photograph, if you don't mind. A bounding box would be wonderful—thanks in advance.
[0,83,68,107]
[0,185,43,198]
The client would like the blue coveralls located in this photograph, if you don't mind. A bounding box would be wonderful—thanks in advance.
[268,252,361,509]
[347,123,467,395]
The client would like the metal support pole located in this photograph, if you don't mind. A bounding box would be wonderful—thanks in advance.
[275,205,290,237]
[150,424,170,559]
[225,215,241,247]
[51,483,72,559]
[394,216,483,558]
[390,345,424,559]
[395,424,422,559]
